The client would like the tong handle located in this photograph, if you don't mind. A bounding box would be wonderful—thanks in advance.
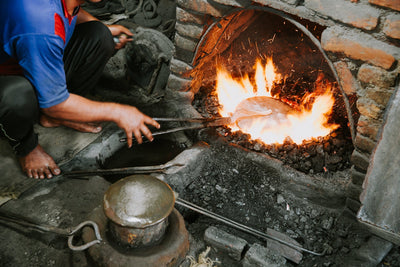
[152,117,212,123]
[67,220,102,251]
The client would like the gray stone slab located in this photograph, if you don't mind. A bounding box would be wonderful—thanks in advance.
[242,243,287,267]
[204,226,248,261]
[0,123,109,206]
[357,85,400,245]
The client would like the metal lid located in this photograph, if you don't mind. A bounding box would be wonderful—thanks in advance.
[103,175,175,228]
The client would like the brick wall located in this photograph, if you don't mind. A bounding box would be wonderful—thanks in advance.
[168,0,400,204]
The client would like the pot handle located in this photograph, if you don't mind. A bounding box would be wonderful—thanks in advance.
[67,220,102,251]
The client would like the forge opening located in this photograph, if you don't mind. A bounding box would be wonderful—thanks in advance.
[190,9,355,174]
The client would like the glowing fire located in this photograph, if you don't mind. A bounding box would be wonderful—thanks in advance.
[215,58,339,144]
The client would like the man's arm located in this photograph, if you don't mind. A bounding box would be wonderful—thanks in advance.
[42,94,160,147]
[77,8,133,49]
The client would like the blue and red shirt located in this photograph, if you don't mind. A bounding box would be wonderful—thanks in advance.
[0,0,78,108]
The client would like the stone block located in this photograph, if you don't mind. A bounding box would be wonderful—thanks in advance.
[321,26,396,69]
[354,134,377,154]
[204,226,247,261]
[345,196,362,213]
[281,0,300,4]
[355,235,394,264]
[356,115,382,140]
[347,182,363,201]
[356,96,383,120]
[242,243,287,267]
[212,0,252,8]
[383,13,400,39]
[358,64,398,88]
[175,21,204,39]
[350,165,367,186]
[174,47,195,64]
[174,33,198,52]
[167,73,192,92]
[364,85,395,108]
[305,0,380,30]
[164,87,195,103]
[176,0,231,17]
[334,61,359,95]
[170,58,193,76]
[350,149,371,172]
[176,7,208,24]
[369,0,400,12]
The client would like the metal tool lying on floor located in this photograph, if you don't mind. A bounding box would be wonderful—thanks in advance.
[175,196,325,257]
[0,210,102,251]
[63,162,183,178]
[119,114,272,143]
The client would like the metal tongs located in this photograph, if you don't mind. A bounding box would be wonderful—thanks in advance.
[0,210,102,251]
[119,116,233,143]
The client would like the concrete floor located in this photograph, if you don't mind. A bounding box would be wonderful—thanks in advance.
[0,123,121,266]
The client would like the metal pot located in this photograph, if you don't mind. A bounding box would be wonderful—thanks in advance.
[103,175,175,248]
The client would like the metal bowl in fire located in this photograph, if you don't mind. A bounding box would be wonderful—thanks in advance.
[103,175,175,248]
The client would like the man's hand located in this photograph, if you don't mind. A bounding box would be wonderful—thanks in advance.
[108,25,133,49]
[113,105,160,147]
[42,94,160,148]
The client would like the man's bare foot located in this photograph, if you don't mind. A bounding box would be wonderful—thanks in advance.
[18,145,61,179]
[40,114,102,133]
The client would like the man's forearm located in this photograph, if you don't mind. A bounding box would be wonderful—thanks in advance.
[42,94,118,123]
[42,94,160,147]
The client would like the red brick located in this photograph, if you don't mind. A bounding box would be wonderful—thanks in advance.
[322,26,396,69]
[383,13,400,39]
[369,0,400,12]
[305,0,379,30]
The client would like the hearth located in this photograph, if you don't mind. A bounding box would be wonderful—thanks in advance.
[164,0,400,245]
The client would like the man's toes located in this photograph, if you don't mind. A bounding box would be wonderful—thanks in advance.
[38,169,45,179]
[44,168,53,179]
[32,169,39,179]
[26,169,33,179]
[50,165,61,176]
[93,126,102,133]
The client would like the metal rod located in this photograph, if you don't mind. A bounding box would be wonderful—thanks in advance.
[119,125,205,143]
[63,163,184,177]
[0,211,69,235]
[152,117,212,122]
[175,198,324,256]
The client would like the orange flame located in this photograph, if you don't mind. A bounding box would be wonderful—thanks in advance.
[215,58,339,144]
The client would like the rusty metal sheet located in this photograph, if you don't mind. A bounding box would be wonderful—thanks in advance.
[357,86,400,245]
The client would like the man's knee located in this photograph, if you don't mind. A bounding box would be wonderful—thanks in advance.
[79,21,115,56]
[0,76,38,123]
